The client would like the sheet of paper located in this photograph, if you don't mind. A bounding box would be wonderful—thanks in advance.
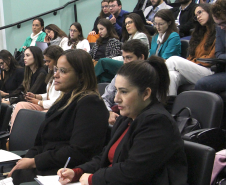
[35,175,81,185]
[0,177,14,185]
[0,149,21,162]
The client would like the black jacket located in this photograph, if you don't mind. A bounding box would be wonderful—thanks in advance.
[78,102,188,185]
[171,2,197,37]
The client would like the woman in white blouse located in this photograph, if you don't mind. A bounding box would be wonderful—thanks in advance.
[63,22,90,52]
[10,45,63,131]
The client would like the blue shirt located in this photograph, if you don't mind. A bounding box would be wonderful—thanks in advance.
[109,9,129,37]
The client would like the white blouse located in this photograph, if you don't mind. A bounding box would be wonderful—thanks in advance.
[62,39,90,52]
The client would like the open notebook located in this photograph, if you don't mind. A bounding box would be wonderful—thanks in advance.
[35,175,81,185]
[0,177,13,185]
[0,149,21,162]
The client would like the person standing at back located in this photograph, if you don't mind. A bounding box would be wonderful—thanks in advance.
[108,0,129,37]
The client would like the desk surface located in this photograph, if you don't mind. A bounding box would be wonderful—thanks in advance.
[20,181,39,185]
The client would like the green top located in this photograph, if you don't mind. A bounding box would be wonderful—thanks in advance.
[19,32,46,52]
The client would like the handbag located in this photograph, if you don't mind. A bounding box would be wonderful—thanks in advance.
[172,107,201,135]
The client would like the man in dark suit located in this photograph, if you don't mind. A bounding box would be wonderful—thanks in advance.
[171,0,197,37]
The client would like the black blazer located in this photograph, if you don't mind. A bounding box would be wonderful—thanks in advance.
[171,2,197,37]
[78,102,188,185]
[25,94,109,173]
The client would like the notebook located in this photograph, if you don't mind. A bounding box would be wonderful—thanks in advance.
[34,175,81,185]
[0,149,21,162]
[36,42,48,52]
[0,177,13,185]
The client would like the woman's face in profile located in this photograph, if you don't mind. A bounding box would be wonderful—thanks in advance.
[114,75,148,120]
[24,49,35,67]
[125,17,137,36]
[32,20,43,35]
[54,55,77,93]
[45,29,55,40]
[97,24,108,38]
[0,59,9,71]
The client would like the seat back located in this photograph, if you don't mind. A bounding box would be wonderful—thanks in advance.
[98,83,109,96]
[172,91,223,128]
[0,103,13,132]
[184,140,215,185]
[9,109,46,151]
[181,40,189,59]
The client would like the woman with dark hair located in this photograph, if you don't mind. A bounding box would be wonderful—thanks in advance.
[165,3,216,96]
[9,49,109,185]
[122,13,151,49]
[0,50,24,97]
[57,56,188,185]
[63,22,90,52]
[44,24,68,49]
[10,45,63,130]
[88,0,110,42]
[19,18,46,52]
[149,9,181,59]
[2,46,47,105]
[89,19,121,62]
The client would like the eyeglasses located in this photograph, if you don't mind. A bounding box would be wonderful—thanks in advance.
[125,20,133,27]
[153,22,167,27]
[101,5,109,9]
[109,4,117,8]
[69,29,78,33]
[54,66,74,75]
[194,9,205,21]
[215,21,226,28]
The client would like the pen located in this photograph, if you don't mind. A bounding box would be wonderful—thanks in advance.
[59,157,71,180]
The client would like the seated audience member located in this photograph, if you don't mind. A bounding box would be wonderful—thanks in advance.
[9,49,109,185]
[19,18,46,52]
[108,0,129,37]
[63,22,90,52]
[133,0,151,11]
[101,39,149,125]
[88,0,110,43]
[0,50,24,97]
[166,4,215,96]
[2,46,47,105]
[171,0,197,37]
[149,9,181,59]
[122,13,151,48]
[44,24,68,49]
[143,0,172,26]
[10,45,63,130]
[89,19,121,63]
[195,0,226,93]
[58,56,188,185]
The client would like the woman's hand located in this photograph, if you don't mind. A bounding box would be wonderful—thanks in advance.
[88,31,96,36]
[57,168,75,185]
[44,35,51,43]
[146,21,153,25]
[26,92,35,98]
[8,158,36,177]
[2,98,10,105]
[79,173,92,185]
[0,90,9,97]
[25,96,39,104]
[109,111,119,125]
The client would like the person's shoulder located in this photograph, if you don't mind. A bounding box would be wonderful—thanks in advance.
[108,38,120,42]
[121,9,129,15]
[78,93,103,105]
[169,32,180,38]
[37,67,48,74]
[16,67,24,73]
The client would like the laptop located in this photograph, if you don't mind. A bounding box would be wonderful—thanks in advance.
[36,41,48,52]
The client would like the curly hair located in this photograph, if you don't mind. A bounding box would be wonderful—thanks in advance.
[211,0,226,20]
[188,4,216,57]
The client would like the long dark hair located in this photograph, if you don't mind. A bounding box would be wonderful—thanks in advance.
[0,50,21,84]
[154,9,178,43]
[43,45,63,84]
[99,0,110,18]
[23,46,44,92]
[33,17,44,32]
[117,55,169,104]
[122,13,152,44]
[96,19,119,45]
[68,22,85,46]
[45,24,67,40]
[188,4,216,57]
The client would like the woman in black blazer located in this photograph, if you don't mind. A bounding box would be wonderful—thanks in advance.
[58,56,188,185]
[9,49,109,185]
